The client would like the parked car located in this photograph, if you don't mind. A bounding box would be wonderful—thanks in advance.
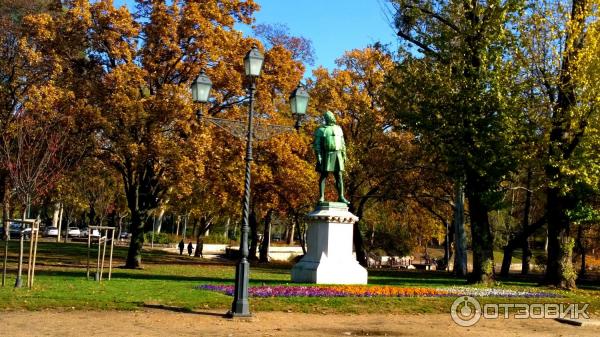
[43,226,59,237]
[64,227,81,238]
[81,228,100,238]
[119,231,129,239]
[7,223,31,239]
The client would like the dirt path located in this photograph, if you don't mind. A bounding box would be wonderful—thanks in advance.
[1,309,598,337]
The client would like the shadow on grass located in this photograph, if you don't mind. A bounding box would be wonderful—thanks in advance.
[143,304,226,317]
[497,271,600,290]
[7,241,598,290]
[32,268,286,285]
[2,240,238,266]
[367,269,467,287]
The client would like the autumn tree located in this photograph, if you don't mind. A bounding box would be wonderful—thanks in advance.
[0,0,93,226]
[60,157,123,227]
[0,0,63,226]
[251,130,317,261]
[34,0,310,268]
[254,23,315,66]
[1,103,83,219]
[310,47,433,266]
[80,0,261,268]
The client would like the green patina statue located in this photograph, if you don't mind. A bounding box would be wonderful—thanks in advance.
[313,111,349,204]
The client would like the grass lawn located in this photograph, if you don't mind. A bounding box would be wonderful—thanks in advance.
[0,241,598,314]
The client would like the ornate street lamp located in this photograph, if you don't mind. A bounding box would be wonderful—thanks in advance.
[190,46,307,318]
[244,45,265,77]
[191,71,212,117]
[228,45,264,318]
[289,83,309,130]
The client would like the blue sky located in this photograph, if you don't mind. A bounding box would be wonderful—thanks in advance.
[244,0,398,74]
[114,0,398,76]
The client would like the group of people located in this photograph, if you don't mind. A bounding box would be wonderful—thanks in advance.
[178,239,203,257]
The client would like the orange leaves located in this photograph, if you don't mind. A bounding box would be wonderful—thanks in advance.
[22,13,55,41]
[4,0,317,228]
[89,1,139,63]
[251,131,317,212]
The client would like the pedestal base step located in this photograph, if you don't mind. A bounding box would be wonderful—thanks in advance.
[291,258,367,284]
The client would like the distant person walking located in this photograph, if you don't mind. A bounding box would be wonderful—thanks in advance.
[187,241,193,256]
[178,239,185,255]
[197,237,204,258]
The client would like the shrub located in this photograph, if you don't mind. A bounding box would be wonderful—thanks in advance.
[202,234,230,244]
[143,232,175,244]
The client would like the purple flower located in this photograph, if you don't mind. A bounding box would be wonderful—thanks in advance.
[196,284,558,299]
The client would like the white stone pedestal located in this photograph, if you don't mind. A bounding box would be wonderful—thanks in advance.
[291,203,368,284]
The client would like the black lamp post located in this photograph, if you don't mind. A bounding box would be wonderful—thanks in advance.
[191,46,308,318]
[228,45,264,317]
[289,83,309,130]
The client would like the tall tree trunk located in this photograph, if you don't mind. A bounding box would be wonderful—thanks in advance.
[155,207,165,234]
[466,190,495,284]
[352,222,368,267]
[183,213,188,240]
[52,202,60,228]
[126,209,145,268]
[521,169,533,275]
[501,169,534,276]
[123,173,159,268]
[88,204,97,227]
[2,183,8,286]
[286,218,295,245]
[119,156,164,269]
[543,0,587,290]
[500,243,515,277]
[223,217,230,239]
[117,215,123,240]
[195,216,211,258]
[453,180,467,277]
[295,213,306,254]
[191,218,198,244]
[498,216,547,277]
[443,220,454,271]
[57,203,63,242]
[576,224,586,278]
[259,209,273,263]
[248,210,259,261]
[350,200,368,267]
[1,171,9,240]
[544,187,576,288]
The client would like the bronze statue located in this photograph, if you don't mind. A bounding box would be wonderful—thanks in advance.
[313,111,349,204]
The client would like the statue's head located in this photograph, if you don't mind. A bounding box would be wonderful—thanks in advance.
[323,111,336,125]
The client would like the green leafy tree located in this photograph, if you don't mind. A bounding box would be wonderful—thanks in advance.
[514,0,600,288]
[385,0,526,283]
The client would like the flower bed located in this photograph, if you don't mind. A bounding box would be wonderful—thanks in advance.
[443,286,559,298]
[197,284,558,298]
